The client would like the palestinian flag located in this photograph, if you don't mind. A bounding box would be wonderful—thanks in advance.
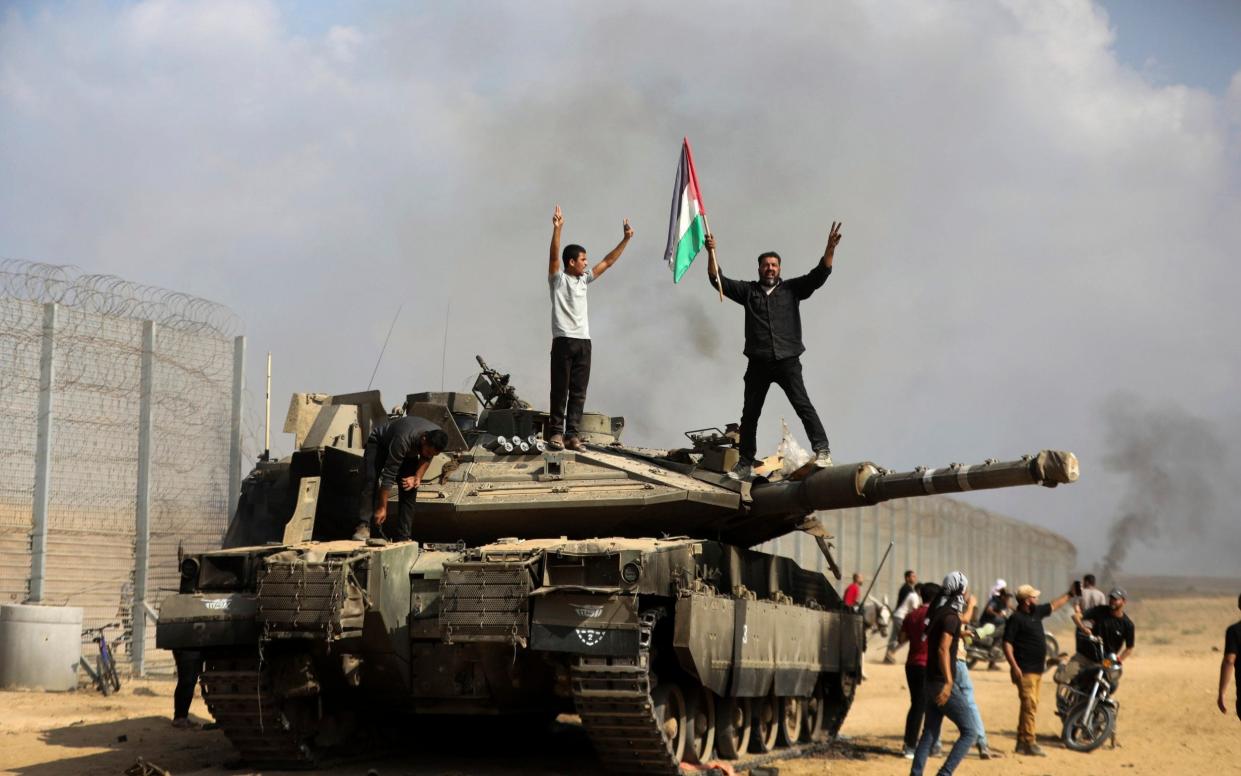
[664,138,707,283]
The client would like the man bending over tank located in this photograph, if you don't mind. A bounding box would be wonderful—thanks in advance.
[705,222,842,480]
[353,416,448,542]
[545,205,632,451]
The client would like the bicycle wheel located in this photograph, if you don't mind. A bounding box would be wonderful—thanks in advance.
[100,643,121,693]
[96,653,111,696]
[105,653,122,693]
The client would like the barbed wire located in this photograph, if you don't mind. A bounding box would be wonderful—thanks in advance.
[0,257,242,337]
[1,257,242,671]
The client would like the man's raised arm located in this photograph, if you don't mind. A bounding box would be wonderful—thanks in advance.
[822,220,842,270]
[590,218,633,280]
[549,205,563,277]
[705,234,745,303]
[787,220,842,299]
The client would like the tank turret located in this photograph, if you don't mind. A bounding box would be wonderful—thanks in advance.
[158,356,1079,773]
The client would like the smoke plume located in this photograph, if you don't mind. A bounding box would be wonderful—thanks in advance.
[1097,394,1228,582]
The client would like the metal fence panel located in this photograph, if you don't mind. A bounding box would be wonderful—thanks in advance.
[0,260,241,675]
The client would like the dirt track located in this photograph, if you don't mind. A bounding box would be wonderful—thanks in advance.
[2,594,1239,776]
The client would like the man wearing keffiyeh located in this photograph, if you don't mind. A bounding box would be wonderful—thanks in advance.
[909,571,981,776]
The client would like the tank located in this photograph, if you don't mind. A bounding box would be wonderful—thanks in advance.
[157,356,1079,773]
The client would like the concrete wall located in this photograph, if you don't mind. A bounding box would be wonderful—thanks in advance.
[760,496,1077,608]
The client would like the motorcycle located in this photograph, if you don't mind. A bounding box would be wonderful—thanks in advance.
[1053,635,1122,752]
[964,620,1060,670]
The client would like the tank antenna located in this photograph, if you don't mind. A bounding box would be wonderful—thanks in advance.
[263,352,271,461]
[859,540,895,607]
[367,303,404,391]
[440,299,451,392]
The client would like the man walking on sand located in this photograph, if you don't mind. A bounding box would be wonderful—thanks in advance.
[909,572,980,776]
[546,205,632,451]
[705,222,842,480]
[1219,592,1241,720]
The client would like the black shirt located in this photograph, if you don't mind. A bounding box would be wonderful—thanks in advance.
[1226,621,1241,684]
[980,594,1009,627]
[1003,602,1052,674]
[712,262,831,361]
[371,416,442,489]
[924,608,961,685]
[1075,605,1135,656]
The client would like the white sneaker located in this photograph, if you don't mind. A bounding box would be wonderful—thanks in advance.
[727,460,754,480]
[903,747,915,760]
[814,450,833,468]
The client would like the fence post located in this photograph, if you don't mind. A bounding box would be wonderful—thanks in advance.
[228,336,246,507]
[28,302,57,603]
[132,320,155,676]
[854,508,863,579]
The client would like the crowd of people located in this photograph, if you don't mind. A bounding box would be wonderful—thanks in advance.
[857,568,1149,774]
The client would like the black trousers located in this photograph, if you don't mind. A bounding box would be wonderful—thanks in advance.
[739,356,829,462]
[549,337,591,438]
[359,436,417,541]
[173,649,203,719]
[904,663,927,750]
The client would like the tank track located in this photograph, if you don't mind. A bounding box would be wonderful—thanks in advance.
[572,610,682,775]
[200,655,317,768]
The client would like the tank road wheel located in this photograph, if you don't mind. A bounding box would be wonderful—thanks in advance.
[714,696,752,760]
[801,681,826,742]
[778,696,804,746]
[750,693,779,753]
[651,683,689,764]
[684,685,716,765]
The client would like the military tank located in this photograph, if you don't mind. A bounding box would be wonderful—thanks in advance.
[157,356,1079,773]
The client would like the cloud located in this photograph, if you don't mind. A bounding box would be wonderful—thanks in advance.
[2,0,1239,574]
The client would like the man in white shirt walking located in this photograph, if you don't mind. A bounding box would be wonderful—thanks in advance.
[546,205,632,450]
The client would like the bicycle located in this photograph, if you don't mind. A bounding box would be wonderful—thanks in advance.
[83,622,122,695]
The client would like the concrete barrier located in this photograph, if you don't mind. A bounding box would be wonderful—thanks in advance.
[0,603,84,691]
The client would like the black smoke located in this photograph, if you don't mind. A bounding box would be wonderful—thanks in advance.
[1097,394,1227,583]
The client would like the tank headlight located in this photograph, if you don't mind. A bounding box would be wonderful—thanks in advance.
[180,557,199,579]
[621,561,642,585]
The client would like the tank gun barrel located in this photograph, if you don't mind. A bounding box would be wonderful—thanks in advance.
[750,450,1078,518]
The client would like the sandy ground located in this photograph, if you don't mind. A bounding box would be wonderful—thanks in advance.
[2,594,1239,776]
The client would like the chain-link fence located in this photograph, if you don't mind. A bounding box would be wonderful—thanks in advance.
[761,496,1077,613]
[0,259,242,675]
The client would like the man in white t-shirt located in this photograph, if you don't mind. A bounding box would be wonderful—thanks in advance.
[886,571,921,663]
[546,205,633,450]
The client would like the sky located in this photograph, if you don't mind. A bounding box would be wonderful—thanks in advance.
[2,0,1240,576]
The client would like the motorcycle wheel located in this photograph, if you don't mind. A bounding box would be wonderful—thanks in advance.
[966,655,979,670]
[1062,702,1115,753]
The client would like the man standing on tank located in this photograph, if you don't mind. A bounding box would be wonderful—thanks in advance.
[704,222,842,480]
[353,416,448,542]
[546,205,633,451]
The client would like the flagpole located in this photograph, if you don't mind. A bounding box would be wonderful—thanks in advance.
[702,213,724,303]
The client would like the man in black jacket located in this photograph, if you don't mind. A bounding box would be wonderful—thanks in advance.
[353,416,449,542]
[706,222,842,479]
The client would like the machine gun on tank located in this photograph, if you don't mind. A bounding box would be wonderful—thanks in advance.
[472,355,529,410]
